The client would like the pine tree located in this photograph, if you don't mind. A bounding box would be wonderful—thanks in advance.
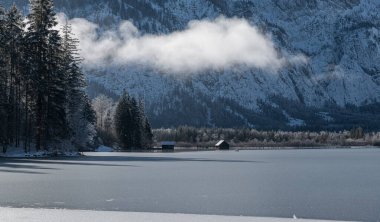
[26,0,68,150]
[115,91,134,149]
[70,95,97,149]
[130,98,142,148]
[138,99,153,148]
[143,119,153,148]
[0,5,6,58]
[4,5,25,148]
[83,96,97,126]
[114,93,153,150]
[61,22,92,148]
[0,4,7,152]
[0,5,25,151]
[0,2,97,153]
[0,4,5,37]
[62,22,85,116]
[46,28,69,143]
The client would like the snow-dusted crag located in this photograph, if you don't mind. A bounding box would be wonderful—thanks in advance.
[7,0,380,129]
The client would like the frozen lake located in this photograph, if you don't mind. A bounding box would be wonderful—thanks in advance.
[0,148,380,221]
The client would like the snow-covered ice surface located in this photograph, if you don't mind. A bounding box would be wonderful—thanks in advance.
[1,150,379,221]
[0,207,349,222]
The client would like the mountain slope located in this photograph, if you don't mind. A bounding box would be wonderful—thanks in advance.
[6,0,380,129]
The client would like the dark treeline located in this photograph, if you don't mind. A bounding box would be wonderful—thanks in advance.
[92,93,153,150]
[154,126,380,148]
[0,1,96,153]
[115,91,153,150]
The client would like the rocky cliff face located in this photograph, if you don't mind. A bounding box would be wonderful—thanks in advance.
[5,0,380,129]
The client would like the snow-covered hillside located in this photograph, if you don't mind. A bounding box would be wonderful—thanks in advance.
[6,0,380,129]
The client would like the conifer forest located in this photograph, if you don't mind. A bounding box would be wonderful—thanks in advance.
[0,0,152,153]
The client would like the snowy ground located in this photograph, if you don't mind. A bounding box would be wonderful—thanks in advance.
[0,147,80,158]
[0,207,348,222]
[1,149,379,221]
[0,145,113,157]
[95,145,114,152]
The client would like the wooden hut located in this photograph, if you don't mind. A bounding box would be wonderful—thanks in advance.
[215,140,229,150]
[161,141,176,150]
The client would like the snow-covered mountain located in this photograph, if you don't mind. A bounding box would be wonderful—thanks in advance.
[6,0,380,129]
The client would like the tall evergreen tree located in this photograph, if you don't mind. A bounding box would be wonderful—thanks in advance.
[143,119,153,148]
[62,22,85,114]
[0,2,97,153]
[115,91,134,149]
[114,92,153,150]
[4,5,25,148]
[46,28,69,143]
[62,22,96,148]
[0,5,26,152]
[138,99,153,148]
[0,4,7,152]
[70,95,97,148]
[26,0,68,150]
[130,98,142,148]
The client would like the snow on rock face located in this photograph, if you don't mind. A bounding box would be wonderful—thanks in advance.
[10,0,380,128]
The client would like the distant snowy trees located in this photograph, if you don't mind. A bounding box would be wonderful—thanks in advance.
[92,94,116,146]
[154,126,380,148]
[0,1,96,153]
[92,93,153,150]
[92,95,115,130]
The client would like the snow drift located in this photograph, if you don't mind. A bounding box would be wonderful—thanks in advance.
[0,207,348,222]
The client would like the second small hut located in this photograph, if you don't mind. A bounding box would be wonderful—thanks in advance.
[215,140,230,150]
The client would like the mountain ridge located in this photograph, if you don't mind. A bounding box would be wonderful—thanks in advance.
[5,0,380,129]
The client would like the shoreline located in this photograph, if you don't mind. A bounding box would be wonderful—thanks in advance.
[171,145,379,152]
[108,145,380,153]
[0,145,378,158]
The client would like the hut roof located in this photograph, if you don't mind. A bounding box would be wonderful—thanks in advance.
[215,140,227,146]
[161,141,176,146]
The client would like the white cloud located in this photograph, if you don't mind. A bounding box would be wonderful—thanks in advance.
[57,13,302,74]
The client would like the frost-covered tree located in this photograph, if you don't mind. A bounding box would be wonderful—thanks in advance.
[92,94,114,129]
[70,96,97,149]
[92,94,116,146]
[61,22,96,149]
[62,22,84,113]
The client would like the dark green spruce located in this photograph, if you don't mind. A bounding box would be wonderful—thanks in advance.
[114,92,153,150]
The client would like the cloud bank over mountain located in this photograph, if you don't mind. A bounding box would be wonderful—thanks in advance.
[57,14,303,73]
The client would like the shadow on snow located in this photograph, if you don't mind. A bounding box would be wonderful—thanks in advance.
[0,154,264,174]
